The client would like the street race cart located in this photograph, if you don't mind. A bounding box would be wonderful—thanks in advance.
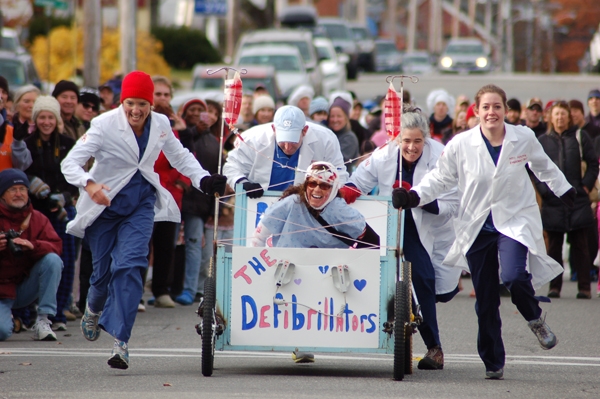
[197,70,420,381]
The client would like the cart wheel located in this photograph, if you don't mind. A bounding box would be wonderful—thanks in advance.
[201,276,216,376]
[402,261,413,375]
[393,264,410,381]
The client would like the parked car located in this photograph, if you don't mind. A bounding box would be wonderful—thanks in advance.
[236,45,309,98]
[235,29,323,95]
[191,64,282,102]
[0,49,42,92]
[402,51,435,75]
[318,17,360,80]
[170,90,224,113]
[313,37,347,96]
[349,23,376,72]
[374,39,403,72]
[438,37,491,73]
[1,28,26,54]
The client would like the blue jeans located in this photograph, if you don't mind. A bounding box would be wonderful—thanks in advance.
[0,253,63,341]
[179,213,204,296]
[197,226,233,295]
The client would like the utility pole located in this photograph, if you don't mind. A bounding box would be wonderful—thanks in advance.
[452,0,460,38]
[387,0,396,41]
[83,0,101,87]
[468,0,476,35]
[119,0,137,75]
[226,0,236,61]
[505,0,514,72]
[407,0,417,51]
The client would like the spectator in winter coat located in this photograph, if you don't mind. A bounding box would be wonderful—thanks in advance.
[535,101,598,299]
[0,169,63,342]
[52,80,86,141]
[426,89,454,144]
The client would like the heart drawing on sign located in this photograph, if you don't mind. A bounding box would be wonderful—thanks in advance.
[353,279,367,291]
[318,265,329,274]
[294,279,302,285]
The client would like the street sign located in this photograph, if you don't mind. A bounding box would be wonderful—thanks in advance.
[195,0,227,16]
[34,0,69,10]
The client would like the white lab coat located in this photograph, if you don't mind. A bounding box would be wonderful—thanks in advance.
[349,138,461,294]
[61,105,210,238]
[413,124,572,289]
[223,121,348,190]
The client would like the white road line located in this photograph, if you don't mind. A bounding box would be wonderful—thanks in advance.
[2,349,599,367]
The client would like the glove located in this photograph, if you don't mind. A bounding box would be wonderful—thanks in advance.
[242,181,264,199]
[340,185,361,204]
[559,187,576,208]
[200,174,227,197]
[392,188,420,209]
[29,176,51,199]
[12,121,29,141]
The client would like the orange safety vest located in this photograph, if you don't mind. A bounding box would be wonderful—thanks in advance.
[0,125,14,171]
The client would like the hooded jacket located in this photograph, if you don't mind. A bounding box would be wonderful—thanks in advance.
[0,201,62,299]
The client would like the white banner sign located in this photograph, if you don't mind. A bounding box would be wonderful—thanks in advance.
[230,247,381,348]
[245,196,389,255]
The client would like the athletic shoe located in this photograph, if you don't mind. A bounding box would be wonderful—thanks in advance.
[81,303,102,341]
[63,309,77,321]
[154,294,175,308]
[175,291,194,306]
[137,301,146,312]
[69,304,83,318]
[417,346,444,370]
[107,339,129,370]
[292,348,315,363]
[547,289,560,298]
[485,368,504,380]
[147,297,155,305]
[51,322,67,331]
[576,291,591,299]
[528,316,557,350]
[32,319,57,341]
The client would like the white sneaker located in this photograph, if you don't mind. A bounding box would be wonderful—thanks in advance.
[33,319,57,341]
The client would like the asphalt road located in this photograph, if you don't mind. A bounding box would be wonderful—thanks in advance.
[1,276,598,399]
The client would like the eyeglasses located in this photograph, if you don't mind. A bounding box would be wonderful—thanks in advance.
[307,181,332,191]
[82,103,97,111]
[6,186,28,194]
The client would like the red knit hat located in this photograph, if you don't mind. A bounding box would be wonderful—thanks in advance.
[120,71,154,105]
[465,103,476,121]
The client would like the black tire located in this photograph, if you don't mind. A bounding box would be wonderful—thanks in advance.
[201,275,216,377]
[393,276,408,380]
[402,261,413,375]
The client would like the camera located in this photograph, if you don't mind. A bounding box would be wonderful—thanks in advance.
[1,229,23,255]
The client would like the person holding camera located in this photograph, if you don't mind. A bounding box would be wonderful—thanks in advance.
[0,169,63,341]
[22,96,78,333]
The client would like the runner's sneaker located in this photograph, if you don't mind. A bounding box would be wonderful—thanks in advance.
[32,318,57,341]
[417,345,444,370]
[485,368,504,380]
[528,315,557,350]
[81,303,102,341]
[292,348,315,363]
[107,339,129,370]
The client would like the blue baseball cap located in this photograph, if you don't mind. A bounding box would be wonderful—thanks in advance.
[274,105,306,143]
[588,89,600,100]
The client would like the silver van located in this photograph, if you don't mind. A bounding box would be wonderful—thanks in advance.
[235,29,323,95]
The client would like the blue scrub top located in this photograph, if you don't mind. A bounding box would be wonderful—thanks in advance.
[268,144,300,191]
[480,132,502,233]
[102,117,156,218]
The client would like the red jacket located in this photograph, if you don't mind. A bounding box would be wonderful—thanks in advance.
[154,130,191,210]
[0,201,62,299]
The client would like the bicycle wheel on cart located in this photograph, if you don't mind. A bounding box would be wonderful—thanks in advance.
[201,275,216,376]
[393,260,412,381]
